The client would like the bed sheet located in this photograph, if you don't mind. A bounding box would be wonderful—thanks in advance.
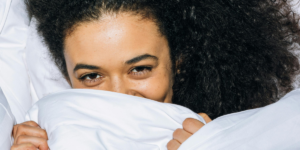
[0,88,15,150]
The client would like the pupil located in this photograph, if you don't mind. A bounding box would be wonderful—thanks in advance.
[136,67,144,71]
[89,73,98,79]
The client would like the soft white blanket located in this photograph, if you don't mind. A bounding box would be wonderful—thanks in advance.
[25,89,300,150]
[179,89,300,150]
[26,89,205,150]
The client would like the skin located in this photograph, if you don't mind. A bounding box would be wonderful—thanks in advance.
[11,121,48,150]
[64,13,173,103]
[11,13,211,150]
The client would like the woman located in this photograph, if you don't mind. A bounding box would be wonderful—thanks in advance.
[11,0,300,149]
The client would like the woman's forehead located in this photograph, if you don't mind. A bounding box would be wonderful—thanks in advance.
[64,13,170,67]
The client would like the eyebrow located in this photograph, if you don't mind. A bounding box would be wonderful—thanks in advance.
[125,54,158,65]
[73,64,100,73]
[73,54,158,73]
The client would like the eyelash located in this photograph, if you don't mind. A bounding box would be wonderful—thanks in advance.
[129,66,152,76]
[79,73,102,83]
[79,66,153,83]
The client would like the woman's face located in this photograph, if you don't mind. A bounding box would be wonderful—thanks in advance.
[64,13,173,103]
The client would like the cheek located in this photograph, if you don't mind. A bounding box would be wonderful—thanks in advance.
[133,71,171,101]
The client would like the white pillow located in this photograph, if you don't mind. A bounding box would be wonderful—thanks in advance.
[0,88,15,150]
[25,18,71,101]
[0,0,11,32]
[291,0,300,15]
[0,0,32,123]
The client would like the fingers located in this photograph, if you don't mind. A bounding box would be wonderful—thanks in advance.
[13,124,48,142]
[167,139,181,150]
[11,143,36,150]
[22,121,40,127]
[13,121,40,138]
[198,113,212,123]
[11,121,49,150]
[168,129,192,150]
[167,118,206,150]
[15,135,49,150]
[182,118,204,134]
[172,129,192,144]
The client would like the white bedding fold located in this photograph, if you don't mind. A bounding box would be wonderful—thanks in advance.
[26,89,205,150]
[26,89,300,150]
[0,88,15,150]
[0,0,31,123]
[179,89,300,150]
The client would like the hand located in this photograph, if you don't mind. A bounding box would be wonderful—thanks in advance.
[11,121,49,150]
[167,113,212,150]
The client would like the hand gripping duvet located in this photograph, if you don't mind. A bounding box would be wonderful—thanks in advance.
[26,89,300,150]
[26,89,206,150]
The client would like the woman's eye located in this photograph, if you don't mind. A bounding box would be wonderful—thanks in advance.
[130,66,152,76]
[79,73,102,83]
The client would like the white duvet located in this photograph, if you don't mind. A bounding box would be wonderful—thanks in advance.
[26,89,206,150]
[25,89,300,150]
[0,0,299,149]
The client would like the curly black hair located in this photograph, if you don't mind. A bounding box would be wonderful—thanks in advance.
[27,0,300,119]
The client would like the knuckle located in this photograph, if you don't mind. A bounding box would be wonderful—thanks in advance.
[13,124,18,130]
[12,125,18,135]
[26,121,34,124]
[25,143,36,149]
[182,118,196,128]
[15,135,26,144]
[27,121,36,124]
[13,124,20,133]
[167,140,174,149]
[10,145,18,150]
[41,138,48,145]
[40,129,48,138]
[17,124,26,131]
[173,129,182,138]
[14,124,27,137]
[11,143,35,150]
[167,140,178,150]
[26,121,38,126]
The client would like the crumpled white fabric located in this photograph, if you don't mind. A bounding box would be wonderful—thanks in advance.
[179,89,300,150]
[0,88,15,150]
[26,89,206,150]
[25,18,71,102]
[0,0,11,32]
[0,0,32,123]
[26,89,300,150]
